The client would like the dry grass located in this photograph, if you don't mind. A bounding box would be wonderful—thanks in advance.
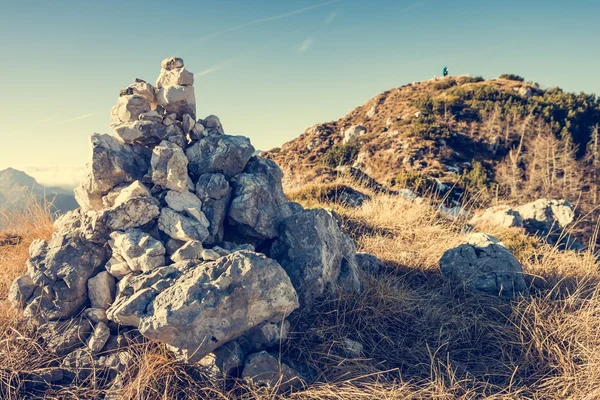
[2,188,600,399]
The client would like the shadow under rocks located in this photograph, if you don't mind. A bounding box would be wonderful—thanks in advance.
[0,234,23,247]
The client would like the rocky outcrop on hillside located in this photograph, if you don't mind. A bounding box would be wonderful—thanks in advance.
[8,58,363,390]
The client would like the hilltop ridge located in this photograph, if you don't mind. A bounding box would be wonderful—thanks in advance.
[264,75,600,209]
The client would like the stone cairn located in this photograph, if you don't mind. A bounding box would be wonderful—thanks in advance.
[8,57,362,391]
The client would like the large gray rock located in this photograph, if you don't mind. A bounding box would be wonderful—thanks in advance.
[121,251,300,363]
[271,209,361,306]
[242,351,305,393]
[439,233,527,299]
[150,140,189,192]
[185,134,255,179]
[109,229,166,273]
[196,173,231,244]
[76,134,150,211]
[156,85,196,120]
[22,233,108,321]
[158,207,209,242]
[516,199,574,234]
[107,265,187,327]
[227,157,291,241]
[469,205,523,228]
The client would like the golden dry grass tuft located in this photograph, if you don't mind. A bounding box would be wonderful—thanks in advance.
[2,188,600,398]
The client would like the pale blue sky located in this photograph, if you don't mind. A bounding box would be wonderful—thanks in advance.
[1,0,599,186]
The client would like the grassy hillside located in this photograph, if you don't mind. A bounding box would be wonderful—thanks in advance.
[1,185,599,399]
[264,75,600,211]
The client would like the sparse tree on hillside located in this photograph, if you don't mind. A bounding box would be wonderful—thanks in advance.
[584,124,600,204]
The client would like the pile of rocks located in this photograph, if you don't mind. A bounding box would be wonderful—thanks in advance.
[8,58,361,391]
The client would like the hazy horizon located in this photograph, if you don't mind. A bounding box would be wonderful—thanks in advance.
[2,0,599,187]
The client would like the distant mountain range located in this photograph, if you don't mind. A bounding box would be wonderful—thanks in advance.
[0,168,78,223]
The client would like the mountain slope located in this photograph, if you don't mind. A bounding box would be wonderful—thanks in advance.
[0,168,77,219]
[264,75,600,210]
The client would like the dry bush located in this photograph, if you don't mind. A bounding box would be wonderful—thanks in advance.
[1,187,600,399]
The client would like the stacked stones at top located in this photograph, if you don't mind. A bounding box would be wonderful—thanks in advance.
[9,57,361,385]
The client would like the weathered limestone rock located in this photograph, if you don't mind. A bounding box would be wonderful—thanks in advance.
[469,205,523,228]
[156,67,194,88]
[83,308,108,324]
[271,209,361,306]
[105,256,133,280]
[439,233,527,299]
[185,134,255,179]
[202,115,224,135]
[87,321,111,353]
[112,181,152,207]
[109,229,166,273]
[242,351,304,392]
[107,265,188,327]
[158,207,209,242]
[182,114,195,133]
[216,342,247,376]
[243,320,290,352]
[101,196,160,231]
[190,120,206,141]
[112,95,151,123]
[38,318,94,355]
[516,199,574,234]
[61,348,99,381]
[136,251,299,363]
[342,125,367,144]
[160,57,184,71]
[120,79,157,108]
[76,134,150,211]
[113,120,170,146]
[88,271,116,309]
[170,240,203,262]
[201,248,221,261]
[163,113,176,126]
[196,173,231,244]
[228,157,291,241]
[139,110,162,123]
[23,234,108,321]
[164,190,206,222]
[156,85,196,120]
[150,140,189,192]
[8,274,37,308]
